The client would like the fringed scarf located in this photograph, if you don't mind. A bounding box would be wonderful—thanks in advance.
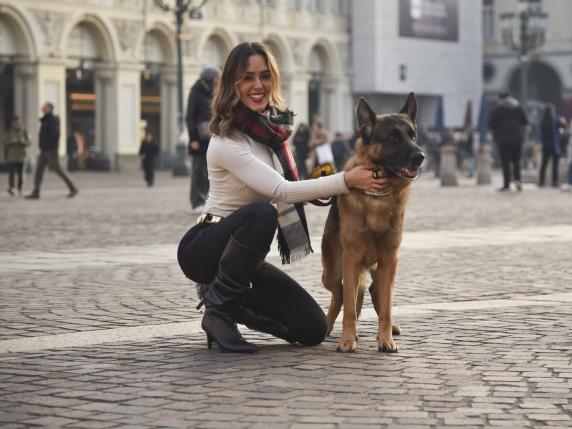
[232,102,313,264]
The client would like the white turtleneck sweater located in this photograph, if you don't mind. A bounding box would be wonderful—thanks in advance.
[203,133,350,217]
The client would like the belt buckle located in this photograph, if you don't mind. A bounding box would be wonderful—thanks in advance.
[197,213,221,225]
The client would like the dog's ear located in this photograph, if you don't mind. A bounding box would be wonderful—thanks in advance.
[356,98,376,144]
[399,92,417,122]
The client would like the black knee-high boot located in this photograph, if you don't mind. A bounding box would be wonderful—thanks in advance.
[197,271,294,344]
[201,236,266,352]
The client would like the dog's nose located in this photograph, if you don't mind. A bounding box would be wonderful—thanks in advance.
[410,152,425,167]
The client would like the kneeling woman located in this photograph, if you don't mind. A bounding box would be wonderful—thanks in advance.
[177,42,389,353]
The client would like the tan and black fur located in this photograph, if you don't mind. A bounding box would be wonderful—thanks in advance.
[321,93,424,353]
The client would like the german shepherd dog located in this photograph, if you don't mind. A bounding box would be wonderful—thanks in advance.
[321,93,424,353]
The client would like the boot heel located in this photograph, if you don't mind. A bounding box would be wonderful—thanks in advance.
[207,334,214,350]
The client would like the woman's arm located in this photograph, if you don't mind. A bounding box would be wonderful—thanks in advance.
[213,137,389,203]
[213,137,346,203]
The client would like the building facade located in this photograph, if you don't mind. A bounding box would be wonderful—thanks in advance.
[352,0,483,129]
[483,0,572,118]
[0,0,352,169]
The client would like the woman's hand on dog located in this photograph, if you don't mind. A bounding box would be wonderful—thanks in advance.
[344,165,390,193]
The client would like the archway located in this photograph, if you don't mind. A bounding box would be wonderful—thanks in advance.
[141,30,171,153]
[64,18,114,169]
[263,38,291,98]
[66,23,98,164]
[308,45,328,126]
[509,61,563,113]
[0,13,30,141]
[204,35,228,70]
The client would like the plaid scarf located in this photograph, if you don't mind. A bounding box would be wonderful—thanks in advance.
[232,102,313,264]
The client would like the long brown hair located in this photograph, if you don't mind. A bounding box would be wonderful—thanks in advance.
[210,42,284,137]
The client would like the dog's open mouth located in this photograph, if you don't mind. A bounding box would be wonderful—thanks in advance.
[387,165,421,179]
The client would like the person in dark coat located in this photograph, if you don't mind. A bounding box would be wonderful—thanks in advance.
[25,102,78,199]
[292,123,311,178]
[488,92,529,192]
[537,105,563,187]
[331,131,352,171]
[186,67,220,212]
[139,131,159,187]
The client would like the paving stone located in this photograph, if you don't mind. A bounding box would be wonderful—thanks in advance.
[1,172,572,428]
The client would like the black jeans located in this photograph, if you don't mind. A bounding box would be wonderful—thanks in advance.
[539,149,560,187]
[498,143,522,188]
[177,202,328,346]
[190,154,209,208]
[7,162,24,191]
[142,159,155,186]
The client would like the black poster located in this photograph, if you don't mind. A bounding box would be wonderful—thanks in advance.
[399,0,459,42]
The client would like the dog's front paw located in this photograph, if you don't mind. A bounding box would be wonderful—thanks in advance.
[336,336,357,353]
[378,339,399,353]
[392,322,401,336]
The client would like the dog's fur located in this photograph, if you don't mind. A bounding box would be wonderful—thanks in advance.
[321,93,424,353]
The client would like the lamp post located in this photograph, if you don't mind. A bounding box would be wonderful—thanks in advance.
[500,0,547,110]
[155,0,208,174]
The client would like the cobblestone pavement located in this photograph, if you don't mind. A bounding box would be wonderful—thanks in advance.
[1,170,571,428]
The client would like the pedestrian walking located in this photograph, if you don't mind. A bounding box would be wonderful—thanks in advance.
[177,41,390,353]
[537,104,562,188]
[139,131,159,187]
[25,102,78,200]
[3,115,30,197]
[186,67,220,213]
[488,92,528,192]
[292,122,311,179]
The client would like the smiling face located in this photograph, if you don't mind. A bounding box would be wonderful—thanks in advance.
[236,54,272,113]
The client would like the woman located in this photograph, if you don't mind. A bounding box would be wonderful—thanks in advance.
[177,42,389,353]
[4,116,30,196]
[538,104,561,187]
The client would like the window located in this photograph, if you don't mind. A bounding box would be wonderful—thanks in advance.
[483,0,494,40]
[332,0,348,15]
[310,0,327,12]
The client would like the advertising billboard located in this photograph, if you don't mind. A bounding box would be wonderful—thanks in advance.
[399,0,459,42]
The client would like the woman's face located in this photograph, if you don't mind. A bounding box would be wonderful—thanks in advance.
[236,54,272,113]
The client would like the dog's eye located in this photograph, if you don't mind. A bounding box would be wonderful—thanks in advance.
[390,130,401,140]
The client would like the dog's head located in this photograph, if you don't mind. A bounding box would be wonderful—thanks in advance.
[355,93,425,180]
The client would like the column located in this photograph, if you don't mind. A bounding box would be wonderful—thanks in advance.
[160,66,178,157]
[476,143,493,185]
[95,67,114,157]
[14,62,38,162]
[288,72,310,127]
[324,75,352,133]
[94,64,142,171]
[116,64,142,171]
[440,145,458,186]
